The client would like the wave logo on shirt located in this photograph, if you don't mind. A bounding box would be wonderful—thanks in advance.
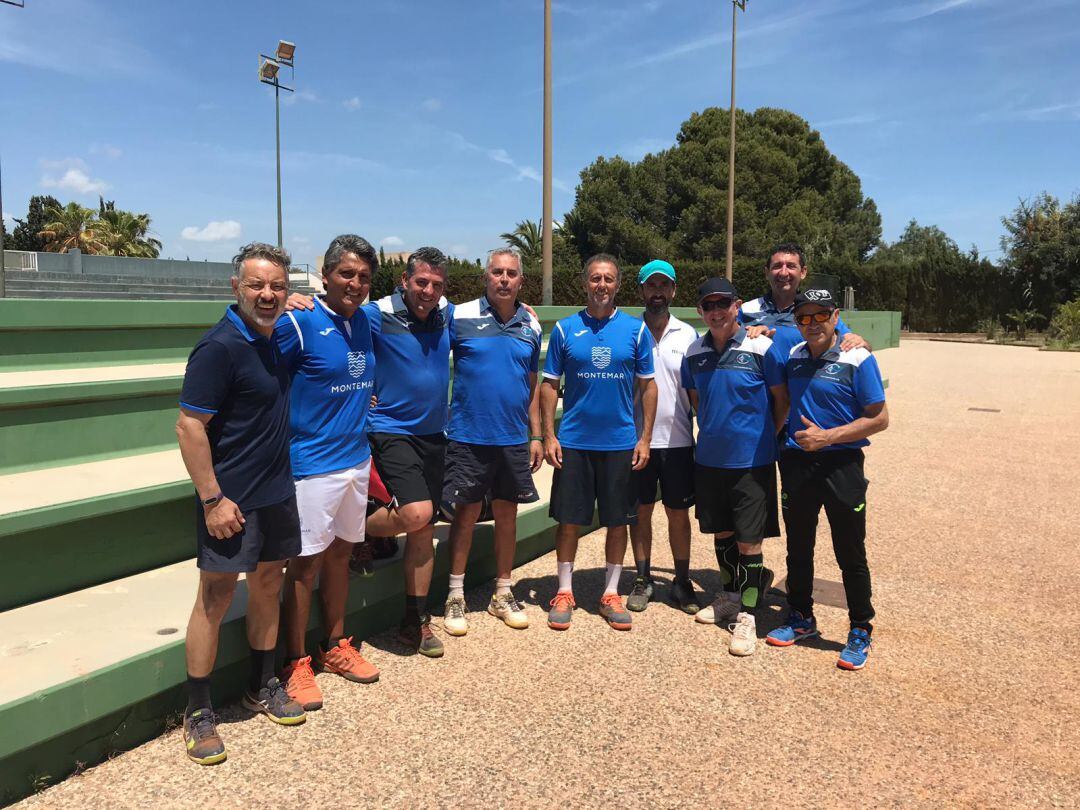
[347,351,367,378]
[591,346,612,370]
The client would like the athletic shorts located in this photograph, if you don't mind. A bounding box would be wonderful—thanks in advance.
[294,459,371,556]
[549,447,638,528]
[196,494,301,573]
[694,463,780,542]
[442,441,540,505]
[635,446,695,509]
[369,432,446,509]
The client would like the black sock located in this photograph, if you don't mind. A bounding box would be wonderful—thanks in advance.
[714,536,739,592]
[248,648,276,693]
[186,674,212,715]
[738,553,765,610]
[674,558,690,584]
[404,594,426,625]
[636,557,651,580]
[322,636,343,652]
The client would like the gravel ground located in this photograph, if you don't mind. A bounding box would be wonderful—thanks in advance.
[17,341,1080,809]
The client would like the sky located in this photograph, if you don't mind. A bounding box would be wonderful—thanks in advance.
[1,0,1078,269]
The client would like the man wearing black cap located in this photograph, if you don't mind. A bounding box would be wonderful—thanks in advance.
[680,278,786,656]
[766,289,889,671]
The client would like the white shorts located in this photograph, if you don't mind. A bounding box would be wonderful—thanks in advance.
[294,459,371,557]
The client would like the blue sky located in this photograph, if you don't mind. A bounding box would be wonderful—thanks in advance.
[1,0,1077,269]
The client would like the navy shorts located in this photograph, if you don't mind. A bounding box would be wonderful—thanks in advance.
[549,447,637,528]
[369,432,447,508]
[694,463,780,542]
[634,446,695,509]
[442,440,540,505]
[196,494,301,573]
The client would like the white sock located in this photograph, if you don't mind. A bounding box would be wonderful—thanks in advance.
[448,573,465,600]
[557,561,574,593]
[603,563,622,595]
[495,577,513,596]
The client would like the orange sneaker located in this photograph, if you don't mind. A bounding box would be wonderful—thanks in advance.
[316,637,380,684]
[598,593,633,631]
[281,655,323,711]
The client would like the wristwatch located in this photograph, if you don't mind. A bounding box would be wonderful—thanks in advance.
[202,492,224,507]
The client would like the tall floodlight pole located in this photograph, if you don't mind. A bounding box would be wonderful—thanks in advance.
[542,0,553,305]
[725,0,747,282]
[259,40,295,250]
[0,0,25,297]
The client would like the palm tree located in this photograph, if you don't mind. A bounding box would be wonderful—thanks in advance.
[95,209,162,258]
[38,202,104,254]
[499,219,543,265]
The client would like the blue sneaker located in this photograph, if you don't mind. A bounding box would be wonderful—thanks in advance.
[765,611,819,647]
[837,627,872,670]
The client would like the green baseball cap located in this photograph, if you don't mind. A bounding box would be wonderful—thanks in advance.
[638,259,676,285]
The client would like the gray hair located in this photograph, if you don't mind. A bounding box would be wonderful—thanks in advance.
[232,242,291,277]
[324,234,378,276]
[405,246,448,278]
[485,247,524,277]
[582,252,621,282]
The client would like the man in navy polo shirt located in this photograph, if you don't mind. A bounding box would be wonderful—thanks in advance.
[766,289,889,671]
[681,278,786,657]
[275,234,380,713]
[176,242,305,766]
[541,253,657,632]
[440,247,543,636]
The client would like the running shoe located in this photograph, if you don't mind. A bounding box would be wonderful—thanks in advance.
[765,611,819,647]
[626,576,654,612]
[547,591,575,630]
[183,709,226,766]
[443,595,469,636]
[837,627,872,671]
[696,591,741,625]
[669,579,700,615]
[242,677,306,725]
[316,637,379,683]
[281,655,323,711]
[728,612,757,657]
[598,593,633,631]
[399,616,444,658]
[488,592,529,629]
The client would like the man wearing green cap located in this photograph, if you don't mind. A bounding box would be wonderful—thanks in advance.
[627,260,700,614]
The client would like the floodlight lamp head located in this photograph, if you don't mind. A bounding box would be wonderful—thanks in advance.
[276,40,295,65]
[259,58,280,82]
[734,0,748,9]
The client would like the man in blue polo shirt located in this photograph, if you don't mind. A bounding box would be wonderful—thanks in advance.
[681,278,787,657]
[440,247,543,636]
[766,289,889,671]
[274,234,380,713]
[176,242,305,766]
[541,253,657,631]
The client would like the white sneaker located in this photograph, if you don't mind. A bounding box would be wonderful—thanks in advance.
[695,592,741,625]
[443,596,469,636]
[729,612,757,656]
[488,592,529,629]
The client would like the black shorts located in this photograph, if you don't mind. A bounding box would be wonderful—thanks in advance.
[369,432,446,509]
[635,446,695,509]
[442,440,540,505]
[196,495,301,573]
[694,463,780,542]
[549,447,638,528]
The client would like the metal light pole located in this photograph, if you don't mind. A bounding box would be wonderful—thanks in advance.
[541,0,553,305]
[0,0,25,296]
[258,41,295,251]
[725,0,747,282]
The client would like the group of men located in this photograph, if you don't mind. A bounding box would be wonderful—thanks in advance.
[176,237,889,766]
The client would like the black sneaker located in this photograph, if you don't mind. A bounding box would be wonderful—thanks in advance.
[242,677,306,726]
[183,709,226,765]
[626,576,654,612]
[669,579,700,615]
[399,615,444,658]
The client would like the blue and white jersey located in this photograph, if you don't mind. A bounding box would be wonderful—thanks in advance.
[680,327,784,469]
[275,297,376,479]
[781,341,886,452]
[543,308,655,451]
[361,288,454,437]
[448,296,542,446]
[739,294,851,358]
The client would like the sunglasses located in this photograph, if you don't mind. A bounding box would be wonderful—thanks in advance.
[795,311,834,326]
[700,298,734,312]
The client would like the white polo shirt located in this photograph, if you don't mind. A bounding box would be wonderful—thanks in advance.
[635,313,697,449]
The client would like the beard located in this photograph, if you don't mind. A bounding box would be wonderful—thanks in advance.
[238,295,282,327]
[645,299,670,315]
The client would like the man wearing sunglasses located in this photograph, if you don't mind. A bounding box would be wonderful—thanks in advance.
[681,278,786,656]
[766,289,888,671]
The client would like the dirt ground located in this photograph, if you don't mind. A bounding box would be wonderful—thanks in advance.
[17,341,1080,809]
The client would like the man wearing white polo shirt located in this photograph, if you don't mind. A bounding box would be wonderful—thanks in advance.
[627,260,700,614]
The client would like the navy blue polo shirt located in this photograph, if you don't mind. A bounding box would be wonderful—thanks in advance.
[739,293,852,358]
[179,305,293,510]
[448,295,542,445]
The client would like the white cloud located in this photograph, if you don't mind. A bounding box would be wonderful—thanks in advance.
[41,164,110,195]
[979,99,1080,123]
[619,137,671,161]
[342,96,362,111]
[181,220,242,242]
[813,114,882,128]
[447,131,571,192]
[282,89,320,106]
[421,98,443,112]
[448,244,469,256]
[892,0,980,21]
[381,236,404,248]
[90,143,123,159]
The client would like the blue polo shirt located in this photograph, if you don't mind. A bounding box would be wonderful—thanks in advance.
[780,340,886,452]
[362,288,454,436]
[448,295,542,445]
[274,297,377,479]
[179,305,293,511]
[680,327,784,469]
[543,308,655,451]
[739,293,852,358]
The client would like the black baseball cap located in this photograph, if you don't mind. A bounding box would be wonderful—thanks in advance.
[697,277,738,303]
[793,289,838,311]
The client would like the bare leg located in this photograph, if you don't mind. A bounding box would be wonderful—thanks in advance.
[318,538,353,642]
[604,525,629,566]
[185,571,239,677]
[244,561,287,651]
[629,502,655,569]
[282,553,323,659]
[555,523,579,564]
[665,506,692,569]
[491,499,519,580]
[448,502,484,577]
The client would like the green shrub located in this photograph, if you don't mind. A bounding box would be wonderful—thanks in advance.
[1049,299,1080,345]
[977,318,999,341]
